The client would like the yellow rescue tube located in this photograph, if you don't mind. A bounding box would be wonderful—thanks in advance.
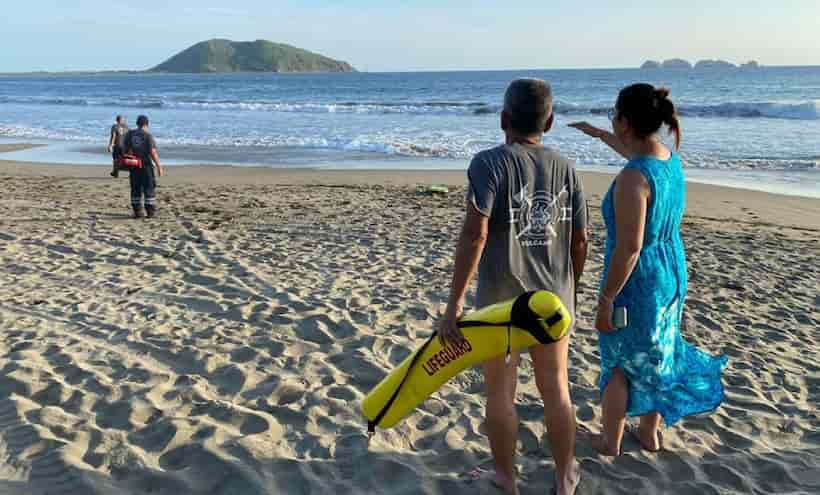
[362,291,571,431]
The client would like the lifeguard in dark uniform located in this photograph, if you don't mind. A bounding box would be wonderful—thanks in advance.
[123,115,164,218]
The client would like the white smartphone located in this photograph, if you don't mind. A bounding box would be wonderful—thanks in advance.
[613,307,628,329]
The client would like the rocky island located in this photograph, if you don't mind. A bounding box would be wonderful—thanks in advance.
[661,59,694,69]
[149,39,356,73]
[641,60,662,69]
[695,59,737,69]
[641,58,761,70]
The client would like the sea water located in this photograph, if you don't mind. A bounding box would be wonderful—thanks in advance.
[1,68,818,197]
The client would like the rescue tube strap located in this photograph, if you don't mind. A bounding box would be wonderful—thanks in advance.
[457,292,564,344]
[367,333,436,434]
[504,323,512,365]
[510,291,561,344]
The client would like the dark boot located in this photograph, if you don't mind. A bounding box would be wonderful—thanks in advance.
[133,208,143,219]
[145,205,156,219]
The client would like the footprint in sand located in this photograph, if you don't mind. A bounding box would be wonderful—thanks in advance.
[230,346,258,363]
[326,385,357,402]
[128,419,179,453]
[212,364,247,396]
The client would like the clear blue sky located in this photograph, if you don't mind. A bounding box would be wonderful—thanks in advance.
[2,1,818,72]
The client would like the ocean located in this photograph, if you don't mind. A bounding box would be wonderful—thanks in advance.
[1,68,819,197]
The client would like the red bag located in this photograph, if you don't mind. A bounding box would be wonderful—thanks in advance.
[118,154,143,169]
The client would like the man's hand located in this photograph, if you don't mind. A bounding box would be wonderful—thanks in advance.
[438,302,466,347]
[155,164,164,177]
[568,122,607,139]
[107,145,113,153]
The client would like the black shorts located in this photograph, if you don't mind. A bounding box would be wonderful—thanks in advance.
[112,146,123,161]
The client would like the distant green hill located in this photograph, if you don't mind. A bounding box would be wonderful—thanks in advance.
[149,39,355,73]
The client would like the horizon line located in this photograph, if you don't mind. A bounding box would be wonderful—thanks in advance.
[3,63,820,76]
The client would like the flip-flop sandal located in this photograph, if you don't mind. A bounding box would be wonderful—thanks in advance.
[626,423,664,453]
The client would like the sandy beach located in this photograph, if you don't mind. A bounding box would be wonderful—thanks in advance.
[0,148,818,494]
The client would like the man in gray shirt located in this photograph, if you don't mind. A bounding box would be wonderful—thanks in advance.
[107,115,129,178]
[439,79,587,495]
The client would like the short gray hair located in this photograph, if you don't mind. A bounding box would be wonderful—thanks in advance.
[504,79,553,135]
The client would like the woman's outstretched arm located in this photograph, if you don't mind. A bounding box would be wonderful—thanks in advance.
[568,122,631,159]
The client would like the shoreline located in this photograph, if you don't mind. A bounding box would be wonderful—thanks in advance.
[2,159,819,231]
[0,143,44,153]
[1,138,818,201]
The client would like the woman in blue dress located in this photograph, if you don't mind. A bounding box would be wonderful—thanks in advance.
[570,84,727,455]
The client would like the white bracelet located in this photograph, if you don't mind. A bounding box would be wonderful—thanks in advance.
[598,293,615,305]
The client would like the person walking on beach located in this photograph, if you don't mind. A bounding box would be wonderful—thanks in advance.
[438,79,588,495]
[107,115,129,178]
[569,84,727,456]
[123,115,163,218]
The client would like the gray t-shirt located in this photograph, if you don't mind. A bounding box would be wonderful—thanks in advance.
[111,124,129,149]
[467,143,587,316]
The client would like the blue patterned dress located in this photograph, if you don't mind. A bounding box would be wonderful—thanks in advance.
[599,153,727,426]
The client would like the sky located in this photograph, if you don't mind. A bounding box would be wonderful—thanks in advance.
[1,1,819,72]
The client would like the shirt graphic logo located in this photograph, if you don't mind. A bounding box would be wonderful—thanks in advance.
[131,135,146,151]
[510,185,571,247]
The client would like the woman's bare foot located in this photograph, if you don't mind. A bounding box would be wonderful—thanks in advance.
[637,424,663,452]
[590,433,620,457]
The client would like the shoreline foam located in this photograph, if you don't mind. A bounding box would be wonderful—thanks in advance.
[1,140,819,200]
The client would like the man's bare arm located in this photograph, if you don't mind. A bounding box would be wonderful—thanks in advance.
[438,203,489,345]
[151,148,163,177]
[570,227,589,288]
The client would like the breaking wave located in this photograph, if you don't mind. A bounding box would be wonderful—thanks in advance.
[2,95,818,120]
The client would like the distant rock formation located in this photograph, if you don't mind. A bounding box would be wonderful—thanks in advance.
[640,59,762,70]
[695,59,737,70]
[149,39,356,73]
[661,59,693,70]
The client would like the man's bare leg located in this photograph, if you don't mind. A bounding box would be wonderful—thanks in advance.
[481,352,520,494]
[531,337,580,495]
